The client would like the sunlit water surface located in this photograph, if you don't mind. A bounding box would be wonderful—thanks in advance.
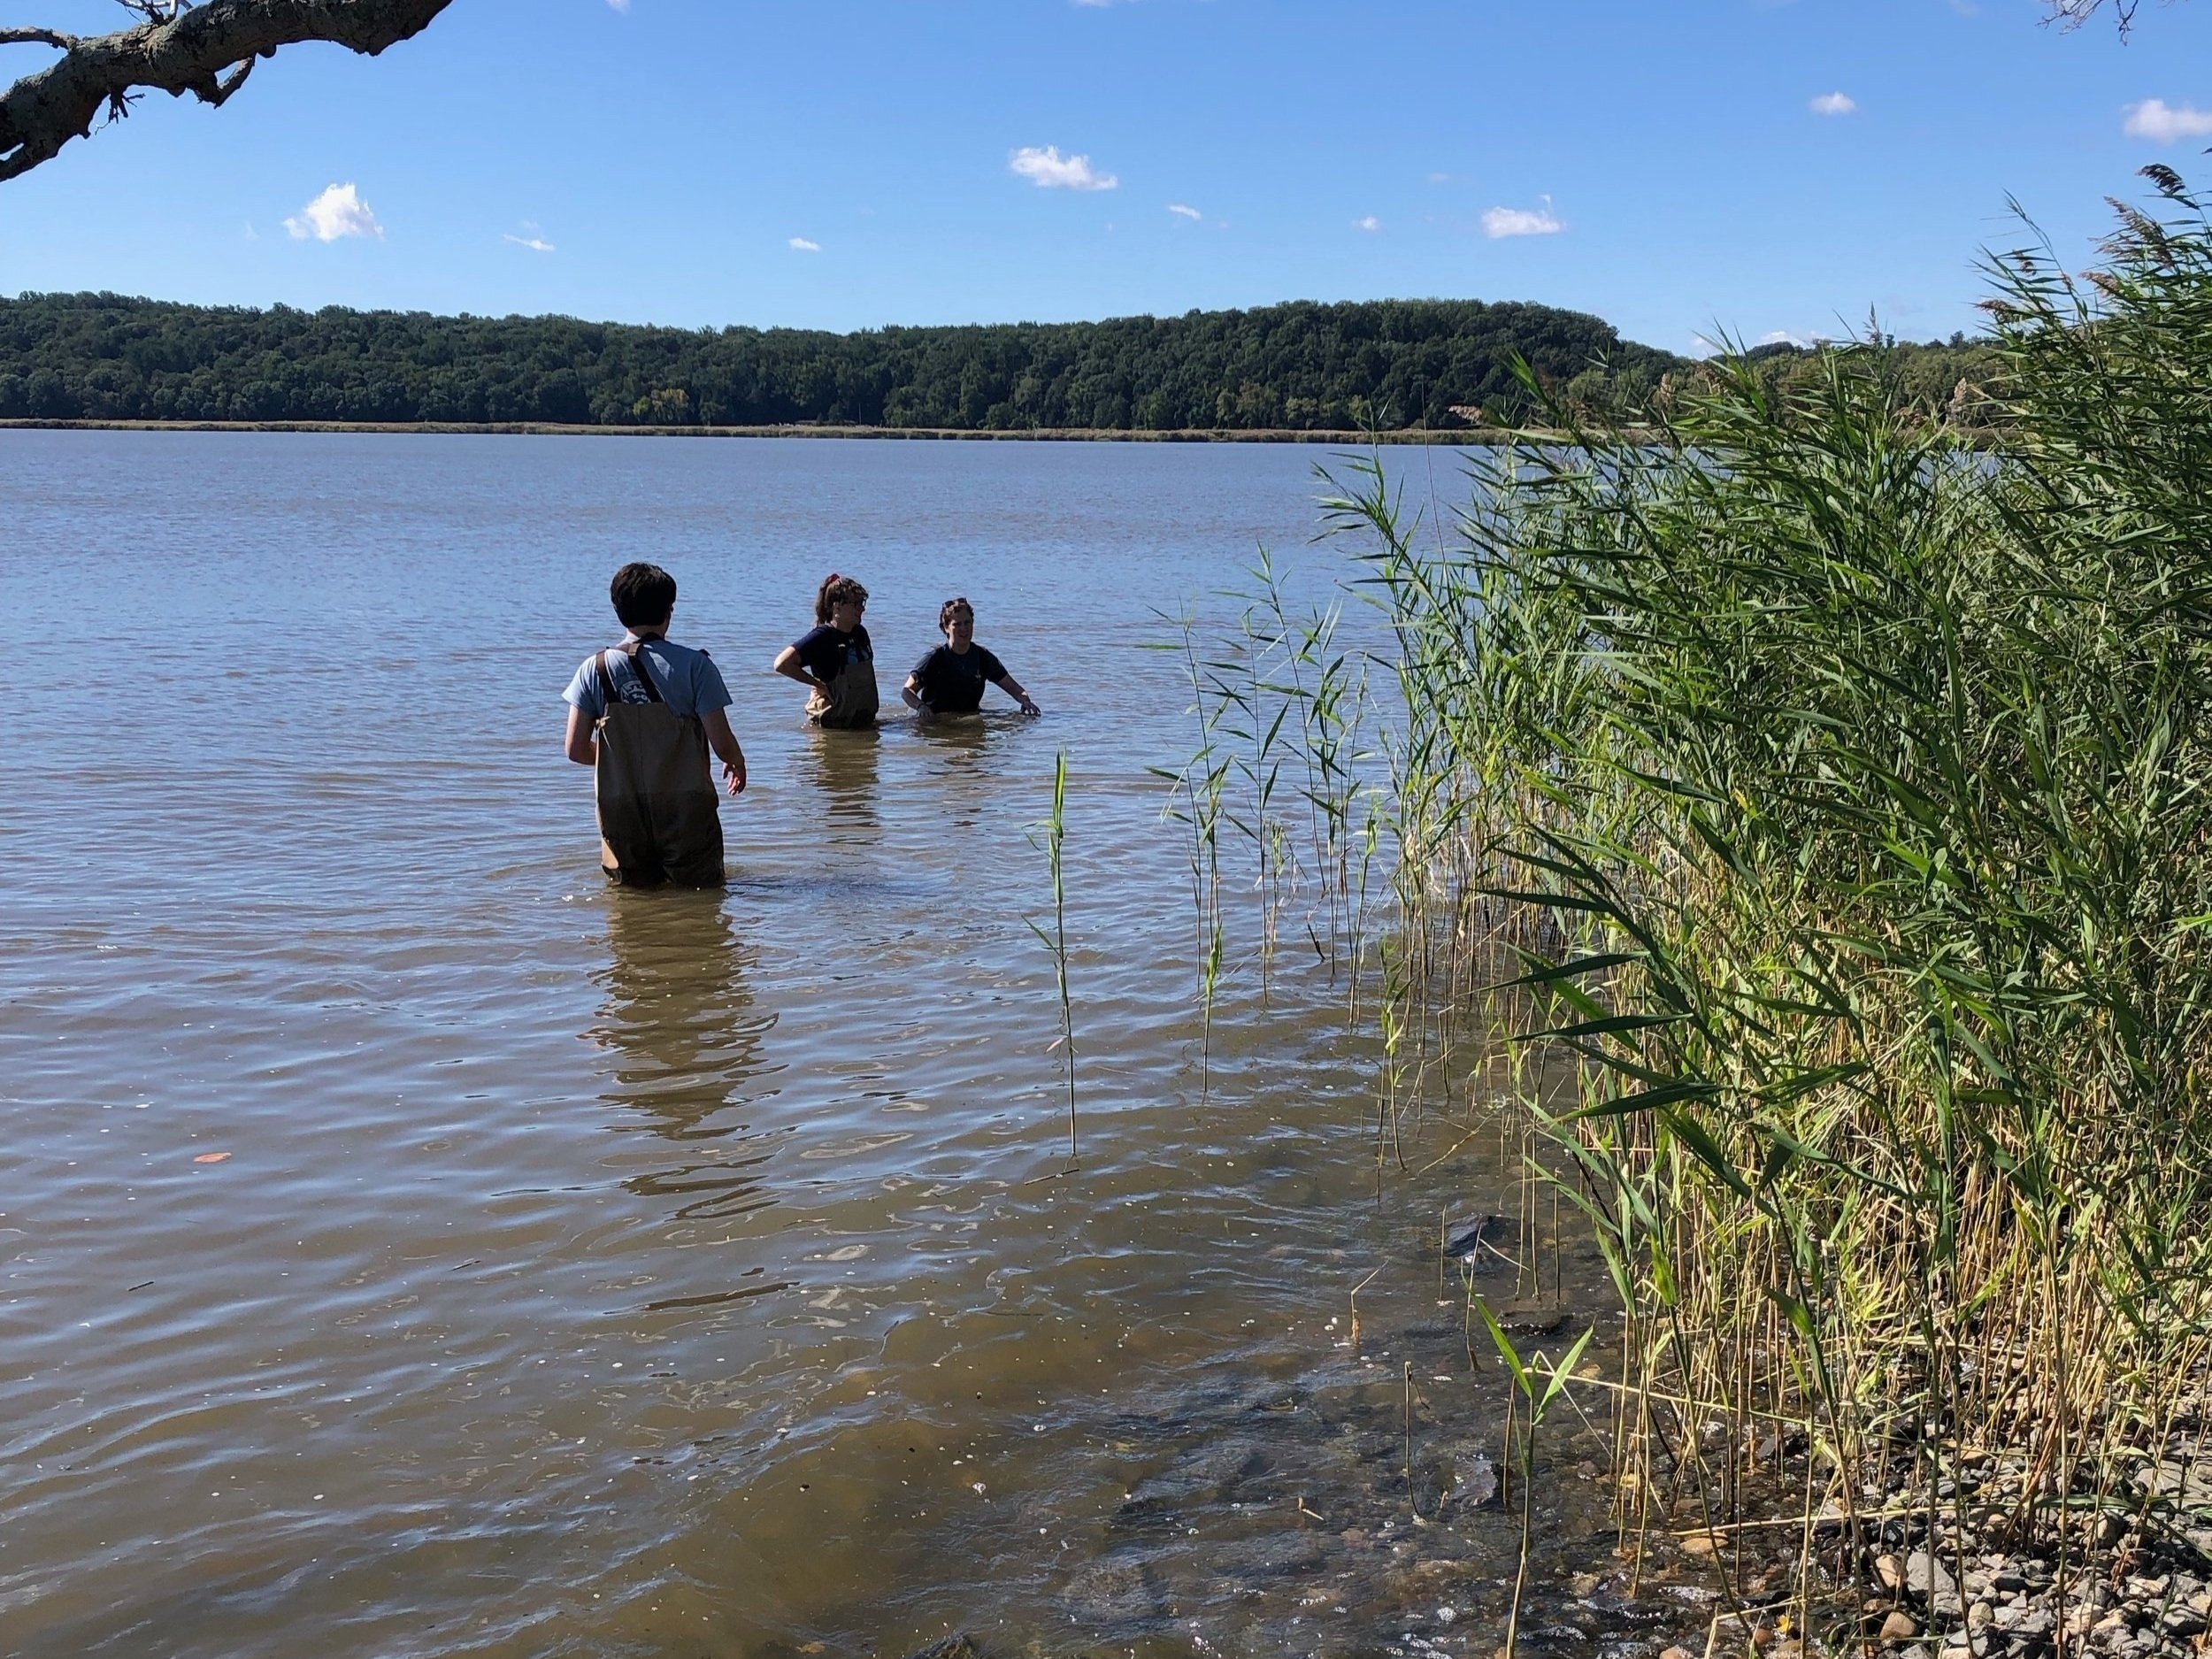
[0,434,1630,1659]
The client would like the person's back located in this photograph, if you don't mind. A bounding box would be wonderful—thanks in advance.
[563,563,747,886]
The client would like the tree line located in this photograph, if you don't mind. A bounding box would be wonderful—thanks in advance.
[0,289,1998,432]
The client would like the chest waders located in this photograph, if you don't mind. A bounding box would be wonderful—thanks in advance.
[807,640,880,730]
[593,643,725,887]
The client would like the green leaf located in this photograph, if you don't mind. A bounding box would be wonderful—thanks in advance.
[1472,1297,1532,1399]
[1539,1327,1595,1414]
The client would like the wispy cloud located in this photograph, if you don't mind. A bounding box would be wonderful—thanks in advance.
[605,0,629,12]
[1426,171,1452,184]
[1354,214,1382,233]
[1010,145,1118,190]
[1167,202,1202,220]
[1481,199,1563,239]
[789,236,822,252]
[1759,329,1810,347]
[504,232,555,254]
[2124,98,2212,142]
[1809,91,1858,116]
[285,182,381,242]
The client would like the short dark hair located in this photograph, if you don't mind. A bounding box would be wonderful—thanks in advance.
[939,596,973,632]
[611,563,677,628]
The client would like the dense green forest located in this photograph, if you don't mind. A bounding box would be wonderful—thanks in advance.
[0,290,1996,431]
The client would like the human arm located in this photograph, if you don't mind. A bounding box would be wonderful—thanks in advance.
[902,673,931,719]
[565,702,598,765]
[772,642,832,700]
[992,672,1041,717]
[703,707,748,796]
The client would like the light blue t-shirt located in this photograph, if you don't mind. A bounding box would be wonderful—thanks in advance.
[564,635,733,720]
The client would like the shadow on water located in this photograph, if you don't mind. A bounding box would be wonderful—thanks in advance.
[595,887,786,1224]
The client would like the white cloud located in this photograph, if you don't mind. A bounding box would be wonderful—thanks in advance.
[1426,171,1452,183]
[284,182,382,242]
[1167,202,1202,220]
[1809,91,1858,116]
[504,226,555,253]
[1759,329,1810,347]
[1010,145,1118,190]
[1482,199,1563,239]
[789,236,822,252]
[2124,99,2212,142]
[605,0,629,11]
[1354,214,1382,233]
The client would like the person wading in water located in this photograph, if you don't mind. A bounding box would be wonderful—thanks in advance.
[772,572,879,728]
[563,563,747,886]
[901,595,1041,720]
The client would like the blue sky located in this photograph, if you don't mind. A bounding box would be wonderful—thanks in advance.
[3,0,2209,353]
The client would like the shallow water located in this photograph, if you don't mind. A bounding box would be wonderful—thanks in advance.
[0,434,1625,1659]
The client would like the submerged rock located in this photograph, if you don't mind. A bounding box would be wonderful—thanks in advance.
[1445,1214,1517,1271]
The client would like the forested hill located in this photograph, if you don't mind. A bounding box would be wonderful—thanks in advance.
[0,291,1688,430]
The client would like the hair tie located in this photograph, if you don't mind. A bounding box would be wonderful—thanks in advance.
[827,571,841,582]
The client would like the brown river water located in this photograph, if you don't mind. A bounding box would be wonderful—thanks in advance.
[0,434,1646,1659]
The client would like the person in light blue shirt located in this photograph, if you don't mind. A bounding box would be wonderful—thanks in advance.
[563,632,734,723]
[563,563,746,885]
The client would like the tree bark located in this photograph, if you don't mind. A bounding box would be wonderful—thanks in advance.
[0,0,455,183]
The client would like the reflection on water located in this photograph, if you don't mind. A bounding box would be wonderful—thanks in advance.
[910,712,1009,832]
[0,433,1647,1659]
[800,723,883,839]
[597,887,775,1139]
[597,890,786,1234]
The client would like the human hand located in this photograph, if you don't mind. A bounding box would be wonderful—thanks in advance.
[1019,697,1041,718]
[724,760,747,797]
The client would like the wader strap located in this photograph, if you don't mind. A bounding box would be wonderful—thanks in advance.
[623,641,667,703]
[595,643,667,710]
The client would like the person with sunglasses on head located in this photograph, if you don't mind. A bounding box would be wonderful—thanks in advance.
[902,595,1041,721]
[772,572,879,728]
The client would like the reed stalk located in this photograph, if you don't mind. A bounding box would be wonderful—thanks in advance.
[1185,171,2212,1640]
[1028,748,1077,1158]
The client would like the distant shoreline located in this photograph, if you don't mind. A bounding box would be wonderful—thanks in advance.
[0,418,1519,445]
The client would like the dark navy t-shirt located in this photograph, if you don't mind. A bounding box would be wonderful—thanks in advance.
[909,643,1008,713]
[793,623,873,684]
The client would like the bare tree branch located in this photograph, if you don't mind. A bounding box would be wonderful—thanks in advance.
[0,0,454,183]
[2046,0,2145,32]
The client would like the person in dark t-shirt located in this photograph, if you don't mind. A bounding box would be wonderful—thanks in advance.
[902,596,1041,719]
[772,572,879,728]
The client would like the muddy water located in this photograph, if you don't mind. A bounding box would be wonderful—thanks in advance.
[0,434,1630,1659]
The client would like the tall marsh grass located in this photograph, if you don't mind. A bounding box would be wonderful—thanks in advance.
[1199,173,2212,1629]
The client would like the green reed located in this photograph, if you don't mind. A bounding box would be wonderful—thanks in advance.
[1194,170,2212,1640]
[1477,1303,1596,1659]
[1028,748,1077,1157]
[1148,609,1232,1094]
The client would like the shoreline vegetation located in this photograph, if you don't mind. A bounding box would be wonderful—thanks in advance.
[1180,174,2212,1659]
[0,416,1533,442]
[0,289,1992,434]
